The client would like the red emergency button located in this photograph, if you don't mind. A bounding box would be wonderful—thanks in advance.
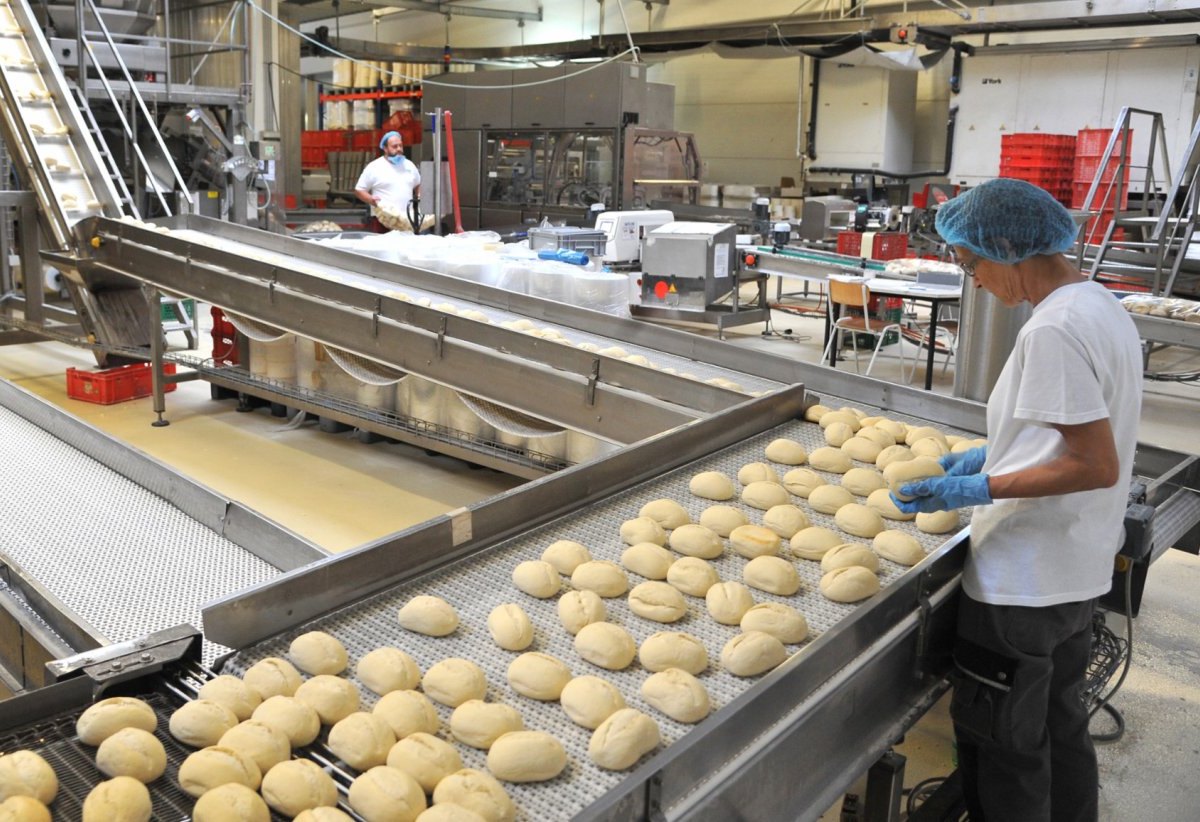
[654,280,669,300]
[744,253,757,266]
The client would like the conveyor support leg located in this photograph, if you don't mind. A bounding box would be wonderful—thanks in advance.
[864,750,906,822]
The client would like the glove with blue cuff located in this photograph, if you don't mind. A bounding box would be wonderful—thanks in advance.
[938,445,987,477]
[891,474,993,514]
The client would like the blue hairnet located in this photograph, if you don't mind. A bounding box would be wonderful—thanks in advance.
[379,130,401,151]
[935,178,1078,264]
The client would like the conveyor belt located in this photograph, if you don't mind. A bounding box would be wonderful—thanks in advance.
[221,407,974,821]
[0,403,281,666]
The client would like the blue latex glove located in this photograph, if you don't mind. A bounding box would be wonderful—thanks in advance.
[891,474,993,513]
[939,445,987,476]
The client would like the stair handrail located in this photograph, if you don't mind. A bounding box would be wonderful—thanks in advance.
[69,83,142,221]
[79,0,193,213]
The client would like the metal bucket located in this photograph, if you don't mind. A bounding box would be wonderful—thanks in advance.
[952,284,1030,401]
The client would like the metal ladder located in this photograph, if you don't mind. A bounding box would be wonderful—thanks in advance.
[66,82,141,219]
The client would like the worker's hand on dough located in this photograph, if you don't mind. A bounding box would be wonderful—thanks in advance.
[939,446,987,477]
[893,474,992,513]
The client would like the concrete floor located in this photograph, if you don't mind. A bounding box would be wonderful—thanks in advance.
[1,290,1197,820]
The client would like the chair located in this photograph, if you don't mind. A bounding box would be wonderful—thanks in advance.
[903,304,959,384]
[820,277,908,377]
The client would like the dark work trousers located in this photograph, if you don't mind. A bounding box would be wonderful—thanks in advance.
[951,593,1098,822]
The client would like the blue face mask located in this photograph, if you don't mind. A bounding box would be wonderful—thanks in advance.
[387,154,404,167]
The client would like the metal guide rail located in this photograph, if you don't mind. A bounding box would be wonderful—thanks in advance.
[210,390,976,821]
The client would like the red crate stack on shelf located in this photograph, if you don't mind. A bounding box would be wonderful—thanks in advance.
[836,232,909,260]
[1072,128,1132,242]
[998,133,1076,205]
[300,130,351,169]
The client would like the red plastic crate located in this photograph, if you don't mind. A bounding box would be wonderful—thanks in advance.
[66,363,177,405]
[1002,133,1076,149]
[350,129,386,151]
[1071,182,1129,210]
[1076,128,1132,157]
[836,232,909,260]
[1073,155,1130,185]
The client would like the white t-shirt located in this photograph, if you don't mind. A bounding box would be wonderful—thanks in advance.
[965,280,1143,607]
[355,155,421,215]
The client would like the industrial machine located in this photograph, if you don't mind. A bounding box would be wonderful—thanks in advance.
[594,208,674,264]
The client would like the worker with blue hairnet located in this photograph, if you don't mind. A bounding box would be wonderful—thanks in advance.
[355,130,421,230]
[893,178,1142,822]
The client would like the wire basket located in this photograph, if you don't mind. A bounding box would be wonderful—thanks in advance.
[1082,610,1128,710]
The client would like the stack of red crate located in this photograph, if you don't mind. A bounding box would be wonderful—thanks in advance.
[301,130,351,169]
[836,232,909,260]
[1071,128,1132,242]
[999,133,1076,205]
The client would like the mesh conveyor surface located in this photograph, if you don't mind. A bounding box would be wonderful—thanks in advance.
[223,407,974,820]
[0,404,281,666]
[166,229,782,394]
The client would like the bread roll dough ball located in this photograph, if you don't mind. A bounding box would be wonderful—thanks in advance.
[619,516,667,546]
[486,604,534,652]
[575,622,637,670]
[571,560,630,597]
[667,524,724,559]
[588,709,660,771]
[557,589,606,635]
[295,675,360,725]
[422,659,487,708]
[720,631,787,677]
[873,530,926,565]
[728,524,782,558]
[742,556,801,596]
[822,421,855,447]
[0,751,57,804]
[641,668,711,724]
[841,436,883,463]
[296,809,355,822]
[818,410,860,431]
[809,447,854,474]
[511,560,561,598]
[821,543,880,573]
[841,467,886,497]
[169,699,239,748]
[819,566,881,603]
[387,732,463,793]
[82,776,150,822]
[506,652,572,700]
[328,712,396,771]
[904,426,948,447]
[884,457,945,501]
[199,675,262,721]
[251,696,321,746]
[666,557,720,597]
[951,438,985,454]
[432,770,515,822]
[834,503,885,538]
[639,498,691,529]
[96,727,167,783]
[415,804,486,822]
[689,471,735,501]
[486,731,567,782]
[761,505,810,539]
[621,542,674,579]
[698,504,747,537]
[540,540,591,575]
[358,647,422,695]
[628,581,688,623]
[875,444,915,470]
[807,484,853,514]
[0,797,50,822]
[790,526,845,561]
[243,657,303,700]
[739,603,809,644]
[866,487,917,521]
[218,720,290,775]
[373,690,440,739]
[855,425,896,449]
[450,701,523,750]
[705,581,755,625]
[560,676,626,729]
[193,782,270,822]
[916,509,961,534]
[741,481,790,510]
[803,403,832,422]
[349,765,426,822]
[638,631,708,675]
[737,462,780,485]
[76,697,157,745]
[398,596,460,637]
[178,745,261,797]
[289,631,349,676]
[764,438,807,465]
[261,759,338,816]
[873,418,908,441]
[911,436,950,459]
[783,467,827,498]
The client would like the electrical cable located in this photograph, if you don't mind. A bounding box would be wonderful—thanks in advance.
[1089,563,1135,743]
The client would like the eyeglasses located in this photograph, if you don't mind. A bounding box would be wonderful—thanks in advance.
[949,248,978,278]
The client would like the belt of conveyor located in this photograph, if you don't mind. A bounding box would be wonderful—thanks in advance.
[222,405,974,820]
[0,403,280,665]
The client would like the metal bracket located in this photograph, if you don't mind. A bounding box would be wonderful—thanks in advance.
[646,772,666,822]
[373,296,383,337]
[436,316,448,358]
[586,358,601,406]
[269,266,279,304]
[914,570,934,669]
[46,624,202,690]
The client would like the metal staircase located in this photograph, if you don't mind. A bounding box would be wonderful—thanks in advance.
[1076,107,1200,299]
